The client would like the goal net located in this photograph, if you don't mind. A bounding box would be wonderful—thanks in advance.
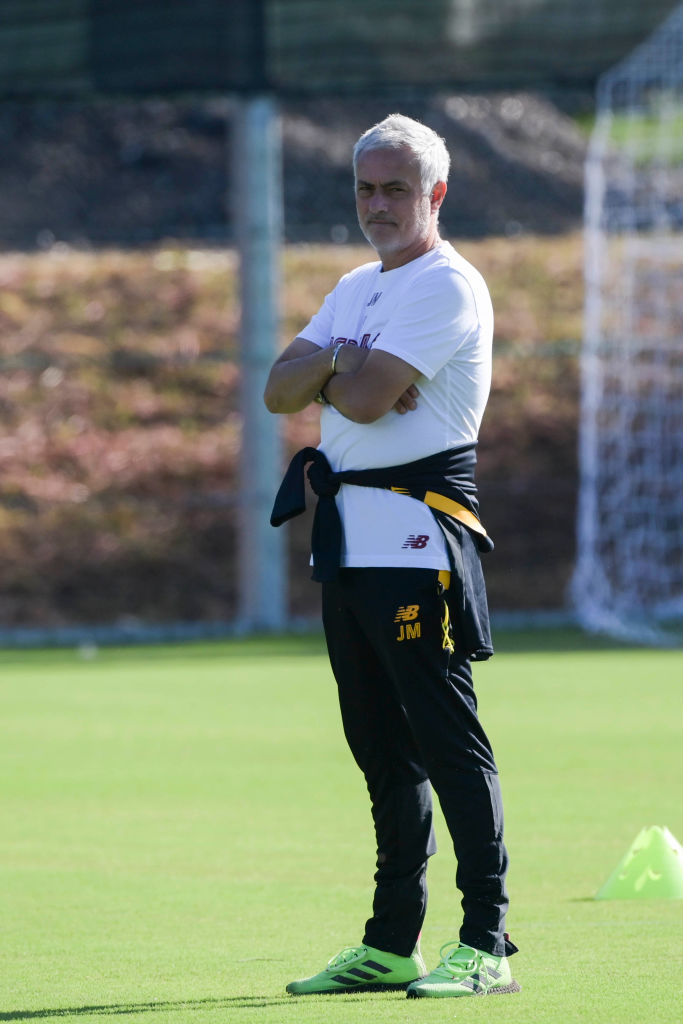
[572,5,683,643]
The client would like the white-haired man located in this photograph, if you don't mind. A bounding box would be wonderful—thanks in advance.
[265,113,519,999]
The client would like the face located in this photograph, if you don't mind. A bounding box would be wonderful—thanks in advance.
[355,146,443,270]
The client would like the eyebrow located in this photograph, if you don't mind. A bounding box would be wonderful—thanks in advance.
[356,178,409,189]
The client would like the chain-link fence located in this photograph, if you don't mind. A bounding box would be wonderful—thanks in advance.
[0,1,679,97]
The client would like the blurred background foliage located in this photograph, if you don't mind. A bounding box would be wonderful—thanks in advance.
[0,231,581,626]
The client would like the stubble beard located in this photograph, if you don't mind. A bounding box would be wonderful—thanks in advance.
[359,200,433,260]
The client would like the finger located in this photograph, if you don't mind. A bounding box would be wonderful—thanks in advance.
[393,393,418,414]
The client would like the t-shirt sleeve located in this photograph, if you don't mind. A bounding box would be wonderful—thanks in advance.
[372,268,480,380]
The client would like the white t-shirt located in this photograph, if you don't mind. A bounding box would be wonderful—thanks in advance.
[300,241,493,568]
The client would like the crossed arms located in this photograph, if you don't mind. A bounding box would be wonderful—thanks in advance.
[263,337,420,423]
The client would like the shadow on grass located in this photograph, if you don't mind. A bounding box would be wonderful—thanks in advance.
[0,997,292,1021]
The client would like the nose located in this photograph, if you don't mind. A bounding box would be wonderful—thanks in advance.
[367,192,388,214]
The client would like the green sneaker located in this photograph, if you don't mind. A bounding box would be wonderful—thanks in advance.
[406,941,520,998]
[286,942,426,995]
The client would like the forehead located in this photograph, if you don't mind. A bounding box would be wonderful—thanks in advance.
[355,145,420,185]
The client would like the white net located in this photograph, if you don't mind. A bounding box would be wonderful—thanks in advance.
[572,4,683,643]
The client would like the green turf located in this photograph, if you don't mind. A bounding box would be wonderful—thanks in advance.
[0,630,681,1022]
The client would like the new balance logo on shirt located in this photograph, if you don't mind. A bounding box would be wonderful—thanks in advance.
[402,534,430,549]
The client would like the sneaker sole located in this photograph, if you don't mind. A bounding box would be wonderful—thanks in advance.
[407,979,521,999]
[288,981,417,996]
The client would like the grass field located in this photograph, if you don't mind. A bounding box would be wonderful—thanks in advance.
[1,630,681,1023]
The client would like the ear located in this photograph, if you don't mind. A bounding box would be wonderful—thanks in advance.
[430,180,447,211]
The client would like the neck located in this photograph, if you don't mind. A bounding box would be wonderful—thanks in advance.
[379,231,442,272]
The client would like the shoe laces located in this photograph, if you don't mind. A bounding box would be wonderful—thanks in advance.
[432,942,490,983]
[327,945,366,970]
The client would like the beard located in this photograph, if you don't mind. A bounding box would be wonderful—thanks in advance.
[359,200,432,256]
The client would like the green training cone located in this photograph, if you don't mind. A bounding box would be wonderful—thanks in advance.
[595,826,683,900]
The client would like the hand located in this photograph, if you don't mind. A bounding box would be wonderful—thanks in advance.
[393,383,419,414]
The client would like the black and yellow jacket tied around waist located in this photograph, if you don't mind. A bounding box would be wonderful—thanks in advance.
[270,443,495,662]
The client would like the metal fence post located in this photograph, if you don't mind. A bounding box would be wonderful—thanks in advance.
[233,93,287,631]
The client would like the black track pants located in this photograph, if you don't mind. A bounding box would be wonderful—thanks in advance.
[321,567,510,958]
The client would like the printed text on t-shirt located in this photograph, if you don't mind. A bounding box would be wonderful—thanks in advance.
[329,333,380,349]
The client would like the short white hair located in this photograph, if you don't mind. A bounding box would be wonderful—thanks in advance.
[353,114,450,194]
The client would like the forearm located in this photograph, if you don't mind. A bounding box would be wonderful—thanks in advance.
[324,348,420,423]
[264,338,419,422]
[324,371,376,423]
[264,342,338,413]
[318,343,375,421]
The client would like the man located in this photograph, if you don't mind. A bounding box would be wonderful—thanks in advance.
[264,113,519,999]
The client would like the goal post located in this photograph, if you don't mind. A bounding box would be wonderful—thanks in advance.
[571,5,683,643]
